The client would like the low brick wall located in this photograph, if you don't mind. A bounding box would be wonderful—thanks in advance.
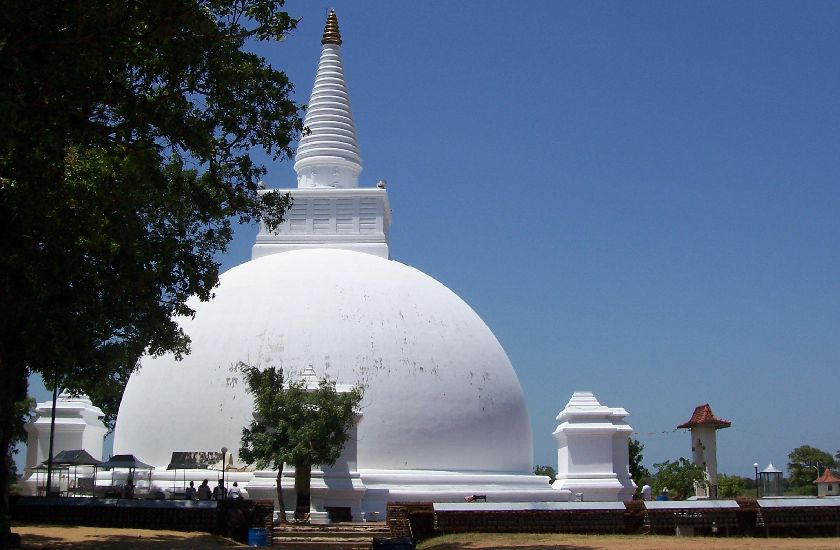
[758,505,840,537]
[217,499,275,543]
[436,509,626,535]
[11,496,218,532]
[386,499,840,540]
[646,507,739,536]
[387,502,434,538]
[11,496,274,544]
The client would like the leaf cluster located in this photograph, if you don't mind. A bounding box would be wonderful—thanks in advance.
[0,0,300,410]
[716,473,745,498]
[239,365,363,471]
[651,457,707,500]
[787,444,836,489]
[533,464,556,484]
[629,438,651,486]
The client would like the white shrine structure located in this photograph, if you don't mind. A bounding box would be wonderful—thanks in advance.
[551,392,636,501]
[22,11,639,518]
[24,392,107,472]
[677,403,731,498]
[110,11,570,520]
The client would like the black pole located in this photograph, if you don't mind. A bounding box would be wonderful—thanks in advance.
[44,382,58,496]
[221,449,226,500]
[754,464,759,498]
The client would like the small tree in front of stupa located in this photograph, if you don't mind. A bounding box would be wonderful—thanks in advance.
[651,457,708,500]
[239,365,362,522]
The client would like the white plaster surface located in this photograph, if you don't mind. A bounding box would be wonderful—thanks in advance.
[758,498,840,508]
[22,393,107,496]
[114,248,533,473]
[294,43,361,188]
[110,11,567,517]
[252,188,391,260]
[644,500,739,509]
[24,393,107,471]
[434,501,625,511]
[552,391,635,501]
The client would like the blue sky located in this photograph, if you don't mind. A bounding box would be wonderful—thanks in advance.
[25,2,840,478]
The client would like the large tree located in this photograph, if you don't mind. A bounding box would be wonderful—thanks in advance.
[0,0,301,537]
[787,444,836,492]
[239,365,363,522]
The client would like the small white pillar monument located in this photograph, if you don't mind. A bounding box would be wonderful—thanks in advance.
[677,403,731,499]
[551,391,636,501]
[22,391,107,495]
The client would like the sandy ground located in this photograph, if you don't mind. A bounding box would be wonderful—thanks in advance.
[13,524,244,549]
[12,525,840,549]
[417,533,840,550]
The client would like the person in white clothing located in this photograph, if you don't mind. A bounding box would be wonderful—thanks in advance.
[228,481,243,499]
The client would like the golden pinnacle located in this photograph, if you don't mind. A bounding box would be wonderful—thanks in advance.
[322,10,342,45]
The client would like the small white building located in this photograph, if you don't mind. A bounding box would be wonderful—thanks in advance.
[551,392,636,501]
[815,468,840,497]
[22,392,107,495]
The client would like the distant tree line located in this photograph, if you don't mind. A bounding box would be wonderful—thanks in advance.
[533,439,840,499]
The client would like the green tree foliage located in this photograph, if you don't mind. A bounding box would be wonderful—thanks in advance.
[717,474,746,498]
[0,0,301,534]
[651,458,707,500]
[787,445,836,492]
[533,464,556,484]
[8,396,35,482]
[629,438,651,488]
[239,365,363,521]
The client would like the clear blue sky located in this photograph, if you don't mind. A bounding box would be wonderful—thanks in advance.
[25,1,840,478]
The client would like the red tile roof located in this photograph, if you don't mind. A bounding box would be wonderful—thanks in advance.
[815,468,840,484]
[677,403,732,429]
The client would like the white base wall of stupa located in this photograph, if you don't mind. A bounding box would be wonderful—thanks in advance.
[82,467,570,522]
[551,473,635,502]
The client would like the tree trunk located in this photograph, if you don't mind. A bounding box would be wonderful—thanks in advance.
[293,463,311,521]
[275,463,287,524]
[0,351,28,545]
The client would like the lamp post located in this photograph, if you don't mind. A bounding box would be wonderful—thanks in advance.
[753,463,759,498]
[221,446,228,500]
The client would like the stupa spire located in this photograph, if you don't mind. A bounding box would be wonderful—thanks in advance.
[294,9,361,188]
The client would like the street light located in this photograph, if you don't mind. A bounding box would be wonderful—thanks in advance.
[221,446,228,500]
[754,463,759,498]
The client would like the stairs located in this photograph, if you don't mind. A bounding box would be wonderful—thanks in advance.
[273,522,392,550]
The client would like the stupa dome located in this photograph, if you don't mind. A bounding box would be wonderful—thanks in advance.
[113,248,533,472]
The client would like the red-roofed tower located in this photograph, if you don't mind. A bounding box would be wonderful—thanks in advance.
[678,404,731,498]
[815,468,840,497]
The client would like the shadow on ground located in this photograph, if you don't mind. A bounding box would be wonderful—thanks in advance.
[18,530,242,549]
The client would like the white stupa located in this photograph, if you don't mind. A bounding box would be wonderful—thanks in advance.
[113,11,566,520]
